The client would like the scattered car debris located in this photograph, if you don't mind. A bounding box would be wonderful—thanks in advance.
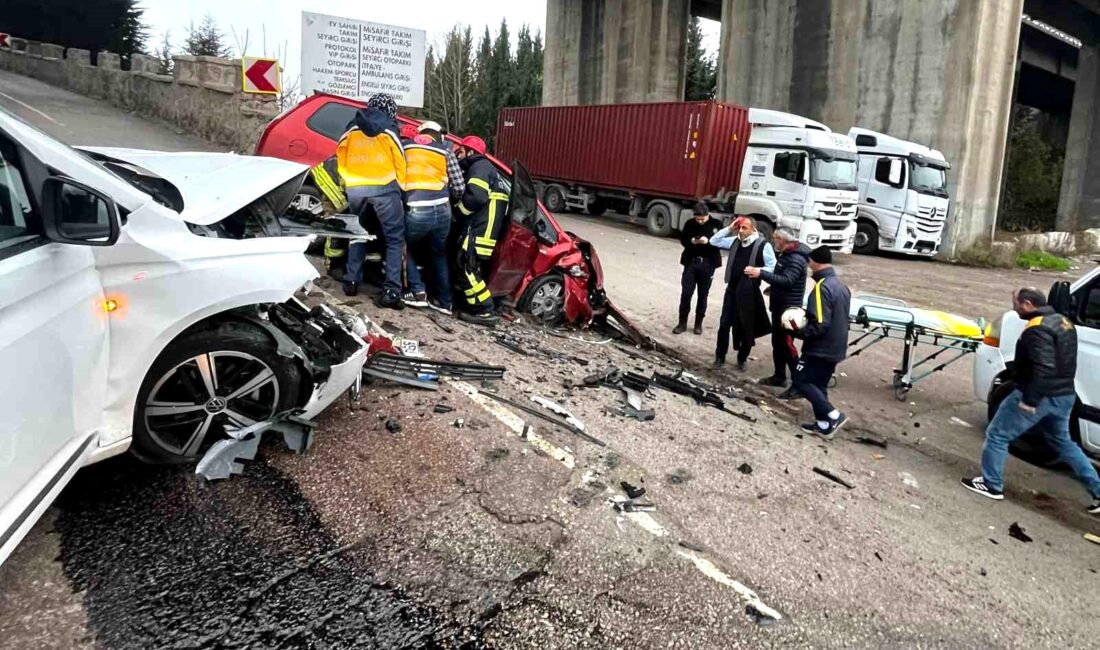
[651,371,757,423]
[1008,522,1033,543]
[605,404,656,421]
[384,419,402,434]
[980,568,987,577]
[620,481,647,499]
[745,602,778,626]
[196,412,316,481]
[899,472,920,488]
[613,498,656,513]
[1085,533,1100,546]
[433,404,455,414]
[813,467,855,489]
[737,463,754,475]
[678,540,706,553]
[494,334,530,356]
[666,469,693,485]
[452,418,465,429]
[949,416,973,428]
[530,395,586,432]
[874,551,883,562]
[479,390,607,447]
[852,435,888,449]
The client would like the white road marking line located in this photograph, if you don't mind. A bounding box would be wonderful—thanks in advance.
[677,550,784,621]
[0,91,64,126]
[448,379,576,469]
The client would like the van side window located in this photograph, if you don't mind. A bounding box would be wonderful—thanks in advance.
[874,158,893,184]
[0,138,40,250]
[772,152,803,183]
[1080,282,1100,329]
[306,102,360,142]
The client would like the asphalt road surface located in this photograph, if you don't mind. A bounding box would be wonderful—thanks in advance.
[2,71,1099,649]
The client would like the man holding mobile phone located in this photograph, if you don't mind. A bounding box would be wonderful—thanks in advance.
[674,202,723,335]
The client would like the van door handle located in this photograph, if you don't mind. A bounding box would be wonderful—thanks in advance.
[766,191,776,197]
[867,197,877,204]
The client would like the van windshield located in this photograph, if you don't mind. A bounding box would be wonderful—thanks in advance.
[809,154,857,191]
[909,161,948,197]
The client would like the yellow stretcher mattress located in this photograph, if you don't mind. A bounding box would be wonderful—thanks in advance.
[849,295,984,340]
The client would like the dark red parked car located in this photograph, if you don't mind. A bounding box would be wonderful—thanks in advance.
[254,93,607,326]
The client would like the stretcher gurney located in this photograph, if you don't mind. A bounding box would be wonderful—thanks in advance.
[845,294,986,401]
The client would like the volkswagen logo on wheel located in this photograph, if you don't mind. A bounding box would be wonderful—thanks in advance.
[205,397,228,414]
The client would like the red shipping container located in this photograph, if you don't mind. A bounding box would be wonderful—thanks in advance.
[494,101,752,202]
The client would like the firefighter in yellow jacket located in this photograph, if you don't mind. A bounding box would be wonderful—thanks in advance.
[453,135,509,327]
[336,93,407,308]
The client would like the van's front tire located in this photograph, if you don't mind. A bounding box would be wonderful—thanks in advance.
[131,321,303,464]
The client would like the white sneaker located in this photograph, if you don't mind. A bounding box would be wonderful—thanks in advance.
[403,292,429,308]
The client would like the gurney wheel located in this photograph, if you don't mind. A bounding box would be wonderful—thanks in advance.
[891,372,904,389]
[893,385,910,402]
[828,375,838,388]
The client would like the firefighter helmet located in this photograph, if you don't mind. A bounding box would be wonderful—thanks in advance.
[459,135,487,156]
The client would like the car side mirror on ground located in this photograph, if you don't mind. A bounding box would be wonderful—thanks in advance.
[1048,280,1072,318]
[42,176,121,246]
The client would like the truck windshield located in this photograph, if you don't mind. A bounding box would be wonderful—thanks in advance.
[909,161,948,197]
[809,154,857,191]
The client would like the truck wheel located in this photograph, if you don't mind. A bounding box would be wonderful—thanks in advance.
[646,203,673,237]
[754,219,774,243]
[854,222,879,255]
[543,185,567,213]
[521,274,566,326]
[587,199,607,216]
[131,321,304,464]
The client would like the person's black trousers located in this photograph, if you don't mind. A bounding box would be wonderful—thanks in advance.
[794,356,838,421]
[678,258,716,323]
[715,286,752,363]
[770,310,800,380]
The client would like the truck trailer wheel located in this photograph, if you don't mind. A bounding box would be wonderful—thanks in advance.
[543,185,567,213]
[587,198,607,216]
[854,222,879,255]
[131,322,304,464]
[645,202,673,237]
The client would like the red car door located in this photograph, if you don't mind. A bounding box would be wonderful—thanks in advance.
[488,161,540,297]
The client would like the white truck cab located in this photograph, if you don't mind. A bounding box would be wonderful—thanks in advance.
[973,264,1100,459]
[848,127,951,256]
[735,109,860,253]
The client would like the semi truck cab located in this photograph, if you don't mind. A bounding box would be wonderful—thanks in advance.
[848,127,951,256]
[734,109,859,253]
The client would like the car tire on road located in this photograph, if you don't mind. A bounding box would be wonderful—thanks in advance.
[543,185,567,213]
[521,274,566,326]
[854,221,879,255]
[645,202,673,237]
[131,321,304,464]
[986,379,1082,468]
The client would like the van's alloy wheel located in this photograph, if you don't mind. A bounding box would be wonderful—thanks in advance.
[143,352,280,457]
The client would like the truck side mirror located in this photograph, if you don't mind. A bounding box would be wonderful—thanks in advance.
[41,176,121,246]
[1048,280,1073,318]
[887,159,904,188]
[798,153,808,184]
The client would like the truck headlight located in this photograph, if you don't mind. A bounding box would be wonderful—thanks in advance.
[567,264,587,278]
[806,235,820,245]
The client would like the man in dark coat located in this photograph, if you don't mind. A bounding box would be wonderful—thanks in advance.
[674,202,724,335]
[711,216,775,370]
[746,227,810,398]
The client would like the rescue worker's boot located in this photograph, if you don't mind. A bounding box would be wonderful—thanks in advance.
[693,315,704,335]
[672,319,688,335]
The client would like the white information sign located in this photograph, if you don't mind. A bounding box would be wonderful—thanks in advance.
[301,11,426,107]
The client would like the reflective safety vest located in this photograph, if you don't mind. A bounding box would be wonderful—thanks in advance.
[336,128,406,190]
[309,156,347,212]
[404,139,450,207]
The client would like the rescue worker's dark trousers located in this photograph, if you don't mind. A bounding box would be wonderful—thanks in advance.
[715,286,752,364]
[794,356,838,422]
[678,258,715,324]
[346,189,403,294]
[770,309,800,381]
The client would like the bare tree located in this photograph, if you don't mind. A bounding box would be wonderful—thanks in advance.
[154,30,174,75]
[425,27,474,134]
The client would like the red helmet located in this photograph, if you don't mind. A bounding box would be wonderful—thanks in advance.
[399,124,418,140]
[459,135,487,156]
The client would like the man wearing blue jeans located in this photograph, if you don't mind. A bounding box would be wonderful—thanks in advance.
[401,121,465,314]
[963,288,1100,515]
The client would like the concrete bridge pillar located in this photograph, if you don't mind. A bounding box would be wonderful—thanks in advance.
[543,0,691,106]
[716,0,1024,256]
[1058,45,1100,231]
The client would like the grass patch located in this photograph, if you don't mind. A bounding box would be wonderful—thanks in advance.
[1015,250,1072,272]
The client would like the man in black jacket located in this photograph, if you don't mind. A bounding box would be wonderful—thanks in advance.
[962,288,1100,514]
[746,227,809,397]
[674,202,723,335]
[792,247,851,439]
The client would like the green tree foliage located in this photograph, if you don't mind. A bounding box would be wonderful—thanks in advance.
[184,14,233,58]
[1000,107,1063,233]
[4,0,147,59]
[414,20,546,145]
[685,17,716,101]
[155,31,174,75]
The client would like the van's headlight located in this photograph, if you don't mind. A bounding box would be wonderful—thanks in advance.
[567,264,587,278]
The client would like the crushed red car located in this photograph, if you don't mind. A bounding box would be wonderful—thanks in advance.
[254,93,607,326]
